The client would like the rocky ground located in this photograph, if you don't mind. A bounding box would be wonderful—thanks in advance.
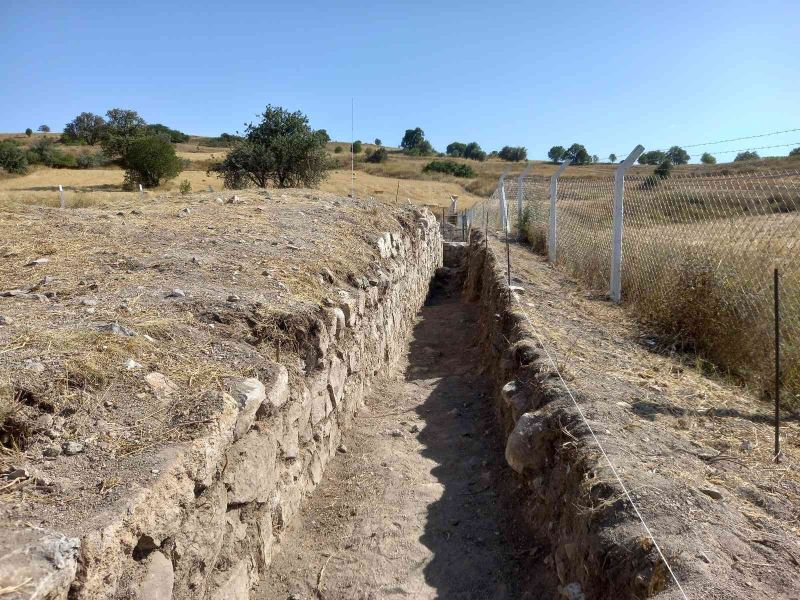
[0,190,423,539]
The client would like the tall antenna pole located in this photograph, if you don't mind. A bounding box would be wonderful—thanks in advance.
[350,98,355,200]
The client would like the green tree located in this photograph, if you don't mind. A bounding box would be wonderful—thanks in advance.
[374,138,382,146]
[654,159,673,179]
[146,123,189,143]
[498,146,527,161]
[209,105,330,189]
[446,142,466,157]
[62,112,107,145]
[37,124,50,133]
[463,142,486,161]
[102,108,147,158]
[0,140,29,174]
[564,143,590,165]
[401,127,433,155]
[316,129,330,144]
[700,152,717,164]
[123,136,182,187]
[608,153,617,163]
[789,147,800,157]
[665,146,690,165]
[592,154,599,163]
[638,150,667,165]
[548,146,567,163]
[352,140,363,154]
[734,151,760,162]
[25,128,33,137]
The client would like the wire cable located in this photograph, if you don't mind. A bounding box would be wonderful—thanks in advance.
[510,287,690,600]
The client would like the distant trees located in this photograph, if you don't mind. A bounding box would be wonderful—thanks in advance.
[734,151,760,162]
[665,146,690,165]
[498,146,527,162]
[638,150,666,165]
[0,140,29,174]
[146,123,189,143]
[446,142,467,157]
[25,128,33,137]
[789,147,800,157]
[37,124,50,133]
[401,127,434,156]
[316,129,330,144]
[352,140,363,154]
[608,153,617,163]
[365,147,388,163]
[62,112,107,145]
[446,141,486,161]
[208,105,329,189]
[548,146,566,163]
[564,143,591,165]
[700,152,717,164]
[374,138,382,146]
[101,108,147,158]
[422,160,476,177]
[654,159,673,179]
[592,154,599,163]
[123,136,182,187]
[26,138,76,168]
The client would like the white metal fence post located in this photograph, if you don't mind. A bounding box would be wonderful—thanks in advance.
[610,144,645,302]
[139,184,144,200]
[517,164,533,241]
[59,185,64,209]
[548,161,571,262]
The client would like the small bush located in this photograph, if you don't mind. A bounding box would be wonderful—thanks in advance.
[25,128,32,137]
[352,140,363,154]
[0,140,29,174]
[365,147,388,163]
[700,152,717,165]
[789,147,800,157]
[26,138,75,168]
[76,151,108,169]
[422,160,476,178]
[179,179,192,194]
[334,146,343,153]
[123,136,182,188]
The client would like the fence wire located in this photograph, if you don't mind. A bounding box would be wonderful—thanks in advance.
[468,168,800,401]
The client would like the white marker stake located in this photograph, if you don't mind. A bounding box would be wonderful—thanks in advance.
[139,184,144,199]
[59,185,64,209]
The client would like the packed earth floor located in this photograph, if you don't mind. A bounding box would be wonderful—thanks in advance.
[258,276,557,599]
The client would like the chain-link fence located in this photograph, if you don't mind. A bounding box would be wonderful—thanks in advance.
[465,168,800,403]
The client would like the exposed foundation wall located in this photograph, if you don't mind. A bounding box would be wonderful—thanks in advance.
[15,211,443,600]
[453,233,671,600]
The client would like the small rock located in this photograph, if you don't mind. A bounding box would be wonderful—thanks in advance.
[166,288,186,298]
[509,285,525,294]
[5,467,29,481]
[124,358,142,370]
[560,582,585,600]
[409,424,420,434]
[145,372,178,399]
[24,358,45,373]
[389,429,403,438]
[177,207,192,217]
[227,294,241,303]
[80,298,97,307]
[62,441,85,456]
[25,257,50,267]
[0,315,12,326]
[97,322,136,336]
[33,414,53,431]
[43,445,62,458]
[739,440,754,452]
[699,486,723,500]
[337,444,348,454]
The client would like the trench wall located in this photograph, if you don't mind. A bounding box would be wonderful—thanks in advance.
[14,210,442,600]
[453,233,673,600]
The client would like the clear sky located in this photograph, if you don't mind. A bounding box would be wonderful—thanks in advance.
[1,0,798,162]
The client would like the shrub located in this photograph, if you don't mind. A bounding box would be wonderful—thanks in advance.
[734,151,759,162]
[334,146,343,154]
[62,112,107,145]
[446,142,466,157]
[638,150,666,165]
[25,128,32,137]
[422,160,476,178]
[179,179,192,194]
[26,138,75,168]
[208,105,330,189]
[548,146,566,163]
[789,147,800,157]
[700,152,717,165]
[352,140,363,154]
[365,147,388,163]
[37,124,50,133]
[464,142,486,161]
[205,133,243,148]
[374,138,381,146]
[498,146,527,162]
[76,151,108,169]
[0,140,28,174]
[654,159,673,179]
[123,136,182,188]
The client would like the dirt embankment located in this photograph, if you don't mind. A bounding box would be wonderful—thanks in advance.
[460,232,800,599]
[0,192,442,599]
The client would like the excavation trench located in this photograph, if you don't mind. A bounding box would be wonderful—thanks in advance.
[257,254,557,599]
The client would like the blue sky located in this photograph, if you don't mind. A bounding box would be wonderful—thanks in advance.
[1,0,798,162]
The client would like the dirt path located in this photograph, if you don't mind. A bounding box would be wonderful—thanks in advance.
[257,277,556,599]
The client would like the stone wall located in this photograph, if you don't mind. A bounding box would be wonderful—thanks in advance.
[12,210,441,600]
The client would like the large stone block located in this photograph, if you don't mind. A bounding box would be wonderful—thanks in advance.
[223,430,277,504]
